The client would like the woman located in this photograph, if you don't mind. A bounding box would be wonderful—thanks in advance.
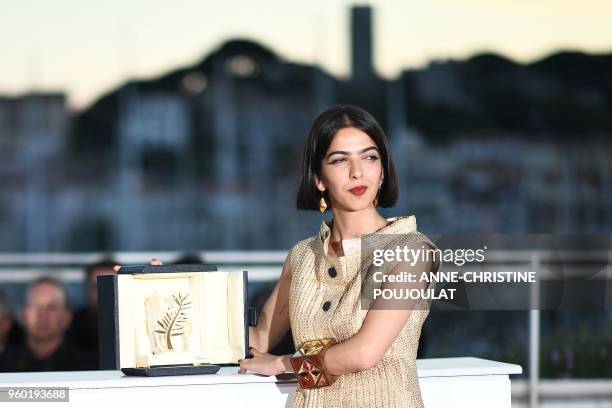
[240,105,441,408]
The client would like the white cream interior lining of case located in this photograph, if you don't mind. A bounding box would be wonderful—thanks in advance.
[117,271,245,368]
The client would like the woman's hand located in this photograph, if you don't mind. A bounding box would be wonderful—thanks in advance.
[238,347,286,376]
[113,258,162,272]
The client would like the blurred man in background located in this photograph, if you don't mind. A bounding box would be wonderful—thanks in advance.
[0,291,11,355]
[67,259,117,364]
[0,277,95,372]
[0,289,23,355]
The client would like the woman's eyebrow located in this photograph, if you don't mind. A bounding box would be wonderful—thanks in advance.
[325,146,379,159]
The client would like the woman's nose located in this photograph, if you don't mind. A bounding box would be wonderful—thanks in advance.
[349,158,363,179]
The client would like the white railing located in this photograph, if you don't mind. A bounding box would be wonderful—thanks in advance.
[511,379,612,407]
[0,251,287,283]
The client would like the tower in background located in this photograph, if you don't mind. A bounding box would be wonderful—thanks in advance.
[351,6,374,81]
[344,5,386,129]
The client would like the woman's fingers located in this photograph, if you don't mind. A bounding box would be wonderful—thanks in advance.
[237,353,280,376]
[112,258,162,273]
[238,358,250,374]
[149,258,163,265]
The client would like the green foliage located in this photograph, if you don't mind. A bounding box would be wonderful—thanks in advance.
[540,328,612,378]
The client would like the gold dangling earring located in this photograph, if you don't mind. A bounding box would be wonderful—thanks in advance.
[319,192,328,213]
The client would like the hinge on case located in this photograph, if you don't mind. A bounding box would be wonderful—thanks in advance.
[248,307,258,326]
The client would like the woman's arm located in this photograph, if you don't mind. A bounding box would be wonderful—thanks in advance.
[321,241,437,376]
[249,252,292,353]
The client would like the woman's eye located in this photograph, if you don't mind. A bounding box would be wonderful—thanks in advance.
[330,158,345,164]
[365,155,379,161]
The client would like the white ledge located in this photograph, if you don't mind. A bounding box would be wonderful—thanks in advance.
[0,357,522,390]
[417,357,522,378]
[0,367,275,389]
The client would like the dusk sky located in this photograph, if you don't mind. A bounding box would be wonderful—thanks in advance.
[2,0,611,109]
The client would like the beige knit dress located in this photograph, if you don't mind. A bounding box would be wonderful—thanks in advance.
[288,215,440,408]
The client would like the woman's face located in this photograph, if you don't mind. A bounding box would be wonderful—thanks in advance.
[315,127,383,212]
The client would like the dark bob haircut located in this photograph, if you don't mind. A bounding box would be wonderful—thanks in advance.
[296,104,399,211]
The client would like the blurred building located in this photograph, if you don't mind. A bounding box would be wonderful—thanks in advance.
[0,93,69,251]
[0,6,610,252]
[63,39,338,251]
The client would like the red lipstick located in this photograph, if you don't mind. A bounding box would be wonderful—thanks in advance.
[349,185,367,196]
